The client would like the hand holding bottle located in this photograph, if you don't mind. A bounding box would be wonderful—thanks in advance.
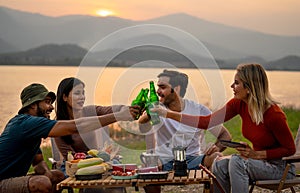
[131,81,160,125]
[146,81,160,125]
[131,88,147,119]
[138,111,151,124]
[116,105,140,121]
[150,104,168,118]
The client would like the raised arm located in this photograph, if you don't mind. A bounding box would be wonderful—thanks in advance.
[153,102,234,130]
[48,106,139,137]
[151,106,211,129]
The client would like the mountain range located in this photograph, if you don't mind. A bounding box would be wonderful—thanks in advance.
[0,6,300,69]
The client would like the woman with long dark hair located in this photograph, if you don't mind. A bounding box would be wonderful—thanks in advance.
[55,77,127,193]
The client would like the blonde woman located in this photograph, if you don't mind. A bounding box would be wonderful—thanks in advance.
[152,63,296,193]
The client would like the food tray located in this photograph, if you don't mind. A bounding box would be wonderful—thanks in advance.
[111,174,138,180]
[137,171,169,179]
[137,166,159,173]
[112,164,137,172]
[75,174,102,180]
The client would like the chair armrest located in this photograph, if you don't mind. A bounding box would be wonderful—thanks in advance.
[199,164,226,193]
[282,154,300,163]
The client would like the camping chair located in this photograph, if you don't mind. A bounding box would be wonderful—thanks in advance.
[199,164,226,193]
[49,138,74,193]
[249,124,300,193]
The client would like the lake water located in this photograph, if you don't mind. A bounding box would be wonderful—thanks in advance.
[1,65,300,133]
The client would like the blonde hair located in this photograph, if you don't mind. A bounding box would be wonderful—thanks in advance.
[236,63,277,124]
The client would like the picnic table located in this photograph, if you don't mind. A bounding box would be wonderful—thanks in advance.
[57,168,218,193]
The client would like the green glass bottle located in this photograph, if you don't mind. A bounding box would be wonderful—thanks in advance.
[148,81,160,125]
[143,88,150,114]
[131,88,145,120]
[141,88,149,112]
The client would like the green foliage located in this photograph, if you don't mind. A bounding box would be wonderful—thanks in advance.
[41,146,53,167]
[117,140,145,165]
[28,146,53,173]
[282,106,300,135]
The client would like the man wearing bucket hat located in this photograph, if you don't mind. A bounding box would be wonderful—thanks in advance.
[0,83,139,193]
[18,83,57,116]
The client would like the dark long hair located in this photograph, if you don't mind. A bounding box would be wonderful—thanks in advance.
[55,77,85,143]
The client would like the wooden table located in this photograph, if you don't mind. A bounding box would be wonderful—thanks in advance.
[57,169,215,193]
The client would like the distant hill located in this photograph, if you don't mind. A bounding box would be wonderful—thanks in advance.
[0,44,87,66]
[268,55,300,71]
[0,38,16,53]
[1,6,300,62]
[0,43,299,71]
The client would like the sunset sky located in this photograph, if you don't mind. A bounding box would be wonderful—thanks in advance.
[1,0,300,36]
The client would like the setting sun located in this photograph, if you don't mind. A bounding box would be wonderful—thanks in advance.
[96,9,114,17]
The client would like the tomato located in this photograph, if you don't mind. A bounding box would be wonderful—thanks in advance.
[74,152,86,159]
[112,171,117,175]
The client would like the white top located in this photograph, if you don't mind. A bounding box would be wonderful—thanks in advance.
[154,99,222,163]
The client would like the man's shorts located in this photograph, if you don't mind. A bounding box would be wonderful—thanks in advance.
[162,155,205,171]
[0,176,30,193]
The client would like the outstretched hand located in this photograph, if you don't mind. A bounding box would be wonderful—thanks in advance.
[138,111,150,124]
[150,104,168,118]
[116,105,140,121]
[129,105,141,119]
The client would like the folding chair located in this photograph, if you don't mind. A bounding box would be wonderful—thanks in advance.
[249,124,300,193]
[199,164,226,193]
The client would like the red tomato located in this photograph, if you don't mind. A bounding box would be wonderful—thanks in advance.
[112,171,117,175]
[74,152,86,159]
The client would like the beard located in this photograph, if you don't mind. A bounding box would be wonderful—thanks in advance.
[162,93,177,107]
[36,105,50,119]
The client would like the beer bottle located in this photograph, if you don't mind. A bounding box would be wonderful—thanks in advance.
[143,88,150,115]
[131,88,145,119]
[141,88,149,112]
[148,81,160,125]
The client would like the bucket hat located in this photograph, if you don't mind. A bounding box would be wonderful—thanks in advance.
[18,83,56,113]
